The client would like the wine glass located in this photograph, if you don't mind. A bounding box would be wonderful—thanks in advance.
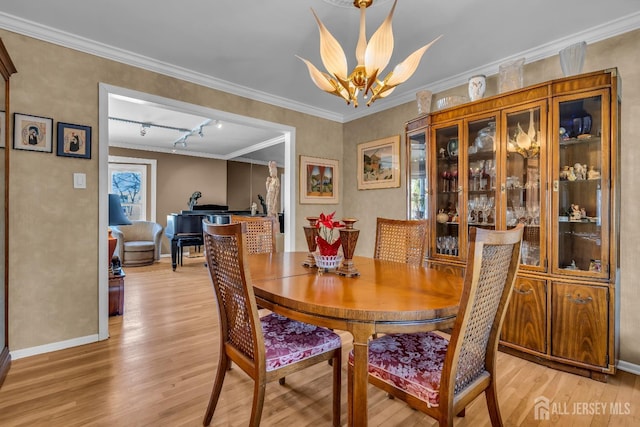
[482,197,495,225]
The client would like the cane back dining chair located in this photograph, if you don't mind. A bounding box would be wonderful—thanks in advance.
[373,217,429,266]
[201,220,342,427]
[350,224,523,427]
[229,215,277,254]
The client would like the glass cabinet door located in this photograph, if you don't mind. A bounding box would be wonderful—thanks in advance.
[408,129,427,220]
[466,116,498,232]
[503,102,547,270]
[552,90,609,277]
[433,124,461,259]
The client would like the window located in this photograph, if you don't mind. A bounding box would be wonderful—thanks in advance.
[109,163,147,221]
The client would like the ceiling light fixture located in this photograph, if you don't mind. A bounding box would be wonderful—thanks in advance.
[140,123,150,136]
[297,0,441,107]
[173,134,189,148]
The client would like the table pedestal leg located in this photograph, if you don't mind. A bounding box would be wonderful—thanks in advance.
[348,323,375,427]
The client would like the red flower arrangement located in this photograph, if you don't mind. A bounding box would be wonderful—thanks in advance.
[316,212,344,256]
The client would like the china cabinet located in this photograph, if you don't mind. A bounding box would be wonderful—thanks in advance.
[406,69,620,380]
[0,38,16,389]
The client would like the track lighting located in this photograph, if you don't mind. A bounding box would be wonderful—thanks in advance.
[140,123,150,136]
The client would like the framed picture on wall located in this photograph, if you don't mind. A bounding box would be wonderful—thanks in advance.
[56,122,92,159]
[299,155,339,204]
[357,135,401,190]
[12,112,53,153]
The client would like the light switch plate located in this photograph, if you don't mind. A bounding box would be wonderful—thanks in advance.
[73,173,86,189]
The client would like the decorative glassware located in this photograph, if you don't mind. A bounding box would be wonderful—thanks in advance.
[559,41,586,76]
[468,75,486,101]
[498,57,525,93]
[336,218,360,277]
[313,253,343,274]
[416,90,432,115]
[302,216,319,267]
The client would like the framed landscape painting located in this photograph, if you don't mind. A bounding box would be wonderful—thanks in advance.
[357,135,400,190]
[299,155,339,204]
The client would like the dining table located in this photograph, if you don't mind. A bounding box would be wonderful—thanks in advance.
[247,251,463,427]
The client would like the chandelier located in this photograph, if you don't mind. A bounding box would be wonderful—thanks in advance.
[297,0,441,107]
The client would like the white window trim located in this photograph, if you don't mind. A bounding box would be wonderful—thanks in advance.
[108,155,157,222]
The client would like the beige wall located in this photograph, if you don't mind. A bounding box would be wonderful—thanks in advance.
[4,26,640,366]
[2,29,341,351]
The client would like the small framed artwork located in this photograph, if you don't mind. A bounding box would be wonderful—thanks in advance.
[357,135,401,190]
[13,113,53,153]
[300,155,339,204]
[57,122,92,159]
[0,111,5,148]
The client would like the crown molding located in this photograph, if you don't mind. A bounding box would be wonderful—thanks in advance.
[341,11,640,122]
[1,11,639,124]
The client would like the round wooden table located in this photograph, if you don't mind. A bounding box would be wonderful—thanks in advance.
[248,252,463,427]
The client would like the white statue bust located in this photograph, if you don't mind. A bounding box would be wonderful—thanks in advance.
[265,161,280,217]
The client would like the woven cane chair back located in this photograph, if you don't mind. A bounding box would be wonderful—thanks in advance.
[230,215,277,254]
[374,217,429,266]
[203,221,262,365]
[202,220,342,426]
[446,226,523,394]
[353,225,523,426]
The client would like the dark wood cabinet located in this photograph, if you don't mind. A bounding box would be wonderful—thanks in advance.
[551,281,609,368]
[406,69,620,380]
[0,39,17,389]
[501,277,547,354]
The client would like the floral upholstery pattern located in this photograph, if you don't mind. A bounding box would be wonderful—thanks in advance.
[349,332,480,408]
[262,313,342,371]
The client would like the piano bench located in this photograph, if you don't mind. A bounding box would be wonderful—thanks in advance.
[177,236,204,266]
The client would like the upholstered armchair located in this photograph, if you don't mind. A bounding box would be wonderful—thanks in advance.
[111,220,164,267]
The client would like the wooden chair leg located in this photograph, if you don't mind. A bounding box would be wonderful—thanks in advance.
[347,360,355,427]
[332,349,342,427]
[203,354,229,426]
[249,380,267,427]
[485,382,503,427]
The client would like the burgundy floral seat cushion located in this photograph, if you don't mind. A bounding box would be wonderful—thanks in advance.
[261,313,341,371]
[348,332,451,407]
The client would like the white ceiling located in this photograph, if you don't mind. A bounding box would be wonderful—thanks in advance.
[0,0,638,163]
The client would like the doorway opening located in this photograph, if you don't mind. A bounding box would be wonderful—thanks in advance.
[98,83,296,339]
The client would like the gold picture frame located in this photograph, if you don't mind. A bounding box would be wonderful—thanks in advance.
[357,135,400,190]
[299,155,339,204]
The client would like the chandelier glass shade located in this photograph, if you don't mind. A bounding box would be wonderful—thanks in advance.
[298,0,441,107]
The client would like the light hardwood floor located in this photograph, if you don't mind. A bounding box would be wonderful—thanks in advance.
[0,257,638,426]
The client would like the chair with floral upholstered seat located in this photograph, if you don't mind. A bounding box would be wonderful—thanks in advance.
[350,224,523,426]
[201,220,342,427]
[373,217,429,266]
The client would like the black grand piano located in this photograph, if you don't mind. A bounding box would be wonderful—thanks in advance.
[165,205,251,270]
